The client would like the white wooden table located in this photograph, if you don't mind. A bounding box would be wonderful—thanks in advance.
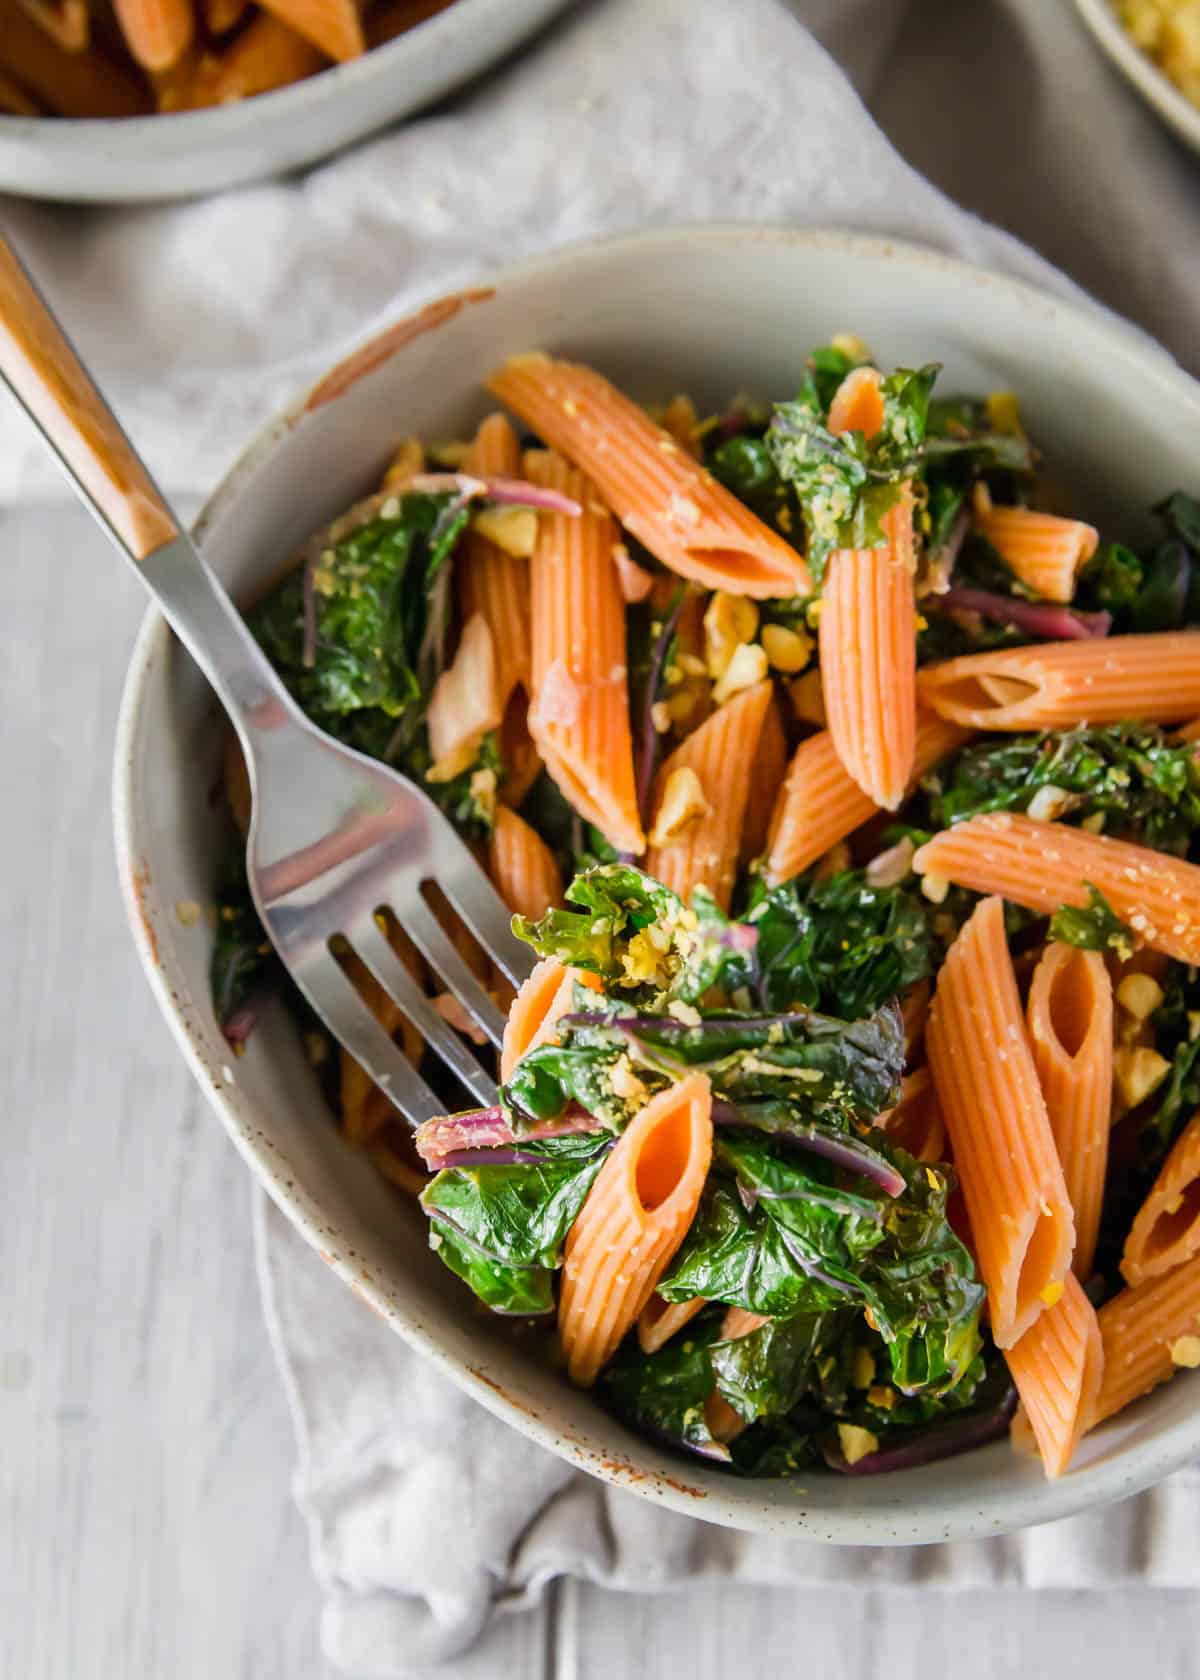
[4,502,1200,1679]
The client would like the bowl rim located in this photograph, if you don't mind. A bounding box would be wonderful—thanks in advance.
[1072,0,1200,154]
[0,0,568,144]
[113,221,1200,1540]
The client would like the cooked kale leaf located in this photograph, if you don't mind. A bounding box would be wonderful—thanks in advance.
[733,870,939,1020]
[930,725,1200,855]
[1048,885,1134,958]
[601,1309,732,1461]
[768,362,938,584]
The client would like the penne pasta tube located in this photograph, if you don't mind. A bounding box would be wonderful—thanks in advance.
[926,897,1075,1347]
[1005,1271,1103,1477]
[740,689,788,866]
[560,1073,714,1385]
[876,1067,946,1164]
[644,679,773,910]
[500,958,600,1083]
[364,0,454,45]
[488,355,808,599]
[1122,1112,1200,1287]
[112,0,194,70]
[0,70,41,114]
[1,3,149,113]
[764,711,969,887]
[203,0,249,33]
[524,450,644,856]
[1027,944,1113,1282]
[488,804,563,925]
[973,502,1098,605]
[185,14,325,105]
[917,633,1200,732]
[255,0,363,60]
[914,812,1200,967]
[460,413,532,710]
[819,497,917,810]
[15,0,89,50]
[1175,716,1200,745]
[636,1292,707,1354]
[1088,1250,1200,1429]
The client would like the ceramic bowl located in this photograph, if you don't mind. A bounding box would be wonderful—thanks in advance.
[1073,0,1200,156]
[113,225,1200,1541]
[0,0,569,203]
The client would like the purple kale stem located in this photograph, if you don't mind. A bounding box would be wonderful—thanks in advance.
[635,588,688,827]
[932,587,1111,641]
[821,1383,1017,1476]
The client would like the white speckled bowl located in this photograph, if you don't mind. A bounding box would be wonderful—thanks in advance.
[0,0,569,203]
[113,226,1200,1541]
[1073,0,1200,156]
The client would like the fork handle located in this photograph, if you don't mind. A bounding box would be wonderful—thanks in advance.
[0,239,178,561]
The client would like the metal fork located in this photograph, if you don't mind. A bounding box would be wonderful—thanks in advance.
[0,236,533,1122]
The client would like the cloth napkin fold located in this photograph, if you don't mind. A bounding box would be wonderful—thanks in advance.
[5,0,1200,1673]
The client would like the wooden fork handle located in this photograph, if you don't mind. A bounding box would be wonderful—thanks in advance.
[0,239,178,561]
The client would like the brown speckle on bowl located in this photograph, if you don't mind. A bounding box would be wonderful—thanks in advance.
[303,289,496,412]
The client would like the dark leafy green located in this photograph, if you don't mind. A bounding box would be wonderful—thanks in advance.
[708,435,783,518]
[732,870,939,1019]
[768,363,939,584]
[1048,885,1134,958]
[601,1310,731,1461]
[210,840,281,1040]
[513,865,750,1006]
[711,1308,854,1423]
[502,999,904,1135]
[930,725,1200,855]
[924,398,1035,476]
[427,1223,556,1317]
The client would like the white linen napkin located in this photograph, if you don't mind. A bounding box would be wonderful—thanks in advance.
[5,0,1200,1672]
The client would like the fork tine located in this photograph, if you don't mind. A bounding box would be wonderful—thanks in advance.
[426,811,537,990]
[348,915,499,1108]
[394,896,508,1049]
[294,950,445,1127]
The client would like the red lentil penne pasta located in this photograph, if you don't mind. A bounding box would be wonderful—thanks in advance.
[186,14,325,104]
[1122,1113,1200,1287]
[764,711,969,887]
[926,896,1075,1347]
[1005,1270,1103,1477]
[497,692,543,807]
[524,450,644,856]
[876,1068,946,1164]
[366,1130,428,1198]
[460,413,532,710]
[488,804,563,924]
[644,679,773,910]
[917,633,1200,731]
[499,958,600,1083]
[15,0,89,50]
[899,978,932,1065]
[826,364,886,437]
[1027,944,1113,1282]
[1088,1250,1200,1428]
[973,502,1099,605]
[740,689,788,866]
[112,0,193,69]
[914,812,1200,967]
[488,355,808,599]
[819,496,917,810]
[636,1292,707,1354]
[255,0,363,59]
[203,0,248,33]
[1,3,150,112]
[560,1074,714,1385]
[1176,716,1200,744]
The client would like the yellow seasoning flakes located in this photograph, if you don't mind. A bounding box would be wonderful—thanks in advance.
[1039,1281,1064,1308]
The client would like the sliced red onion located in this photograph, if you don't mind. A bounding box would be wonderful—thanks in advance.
[821,1382,1017,1475]
[930,587,1111,641]
[407,472,582,516]
[221,986,277,1047]
[415,1103,604,1170]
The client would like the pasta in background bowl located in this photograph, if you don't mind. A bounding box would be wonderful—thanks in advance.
[0,0,570,201]
[114,226,1200,1540]
[1073,0,1200,153]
